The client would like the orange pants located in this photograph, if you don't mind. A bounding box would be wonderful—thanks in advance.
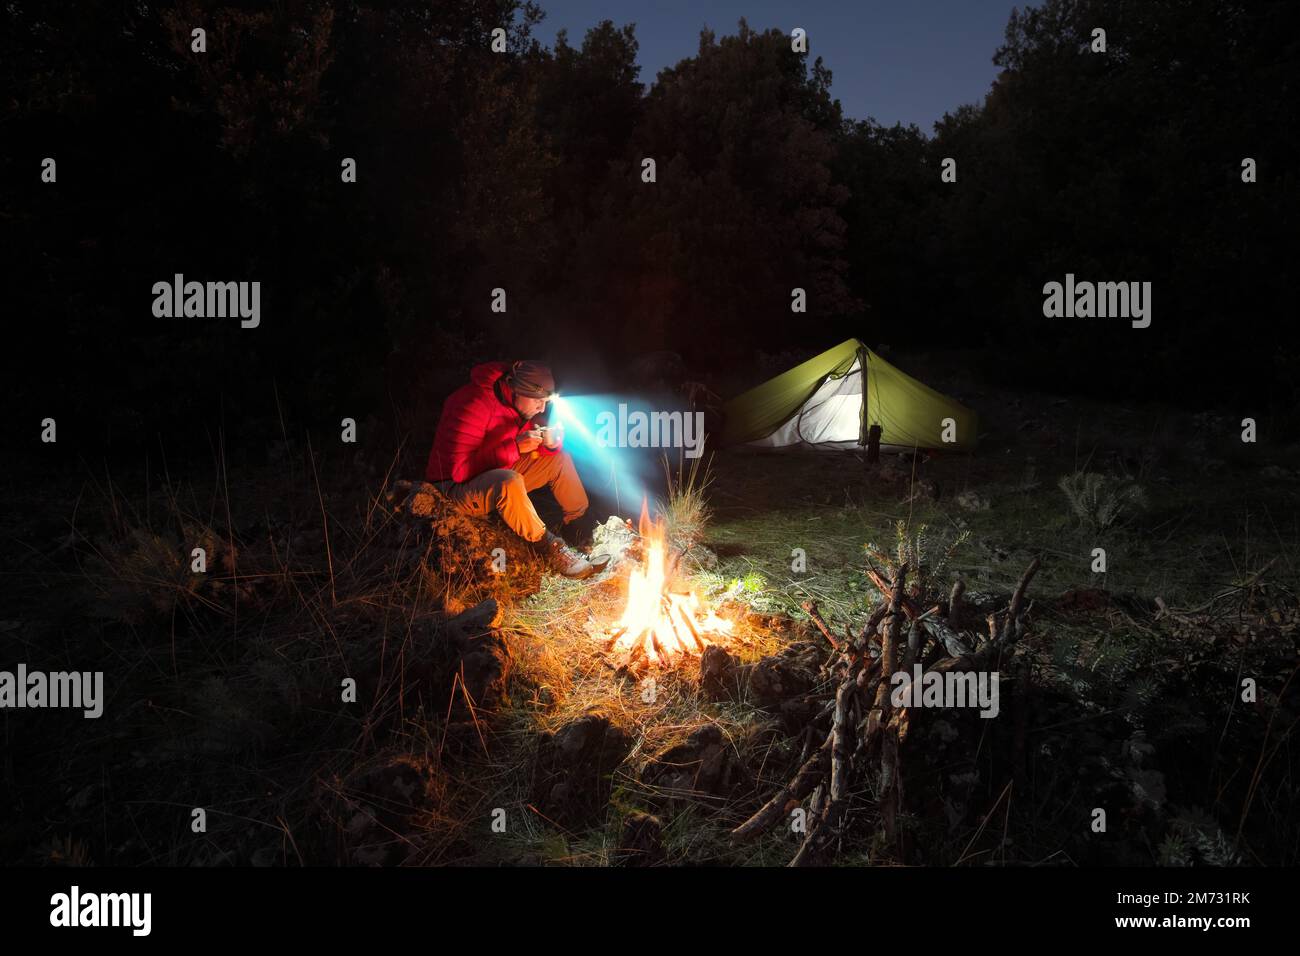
[435,451,588,543]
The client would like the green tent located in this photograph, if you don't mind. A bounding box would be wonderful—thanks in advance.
[721,339,978,451]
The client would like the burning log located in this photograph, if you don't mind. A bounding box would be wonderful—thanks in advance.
[602,499,734,671]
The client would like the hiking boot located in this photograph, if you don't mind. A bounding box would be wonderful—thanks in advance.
[538,531,598,579]
[556,518,611,573]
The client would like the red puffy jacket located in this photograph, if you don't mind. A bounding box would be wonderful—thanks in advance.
[425,361,562,484]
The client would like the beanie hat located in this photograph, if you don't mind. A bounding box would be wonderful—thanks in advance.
[506,360,555,399]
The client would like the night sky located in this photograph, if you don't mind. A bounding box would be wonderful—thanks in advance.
[534,0,1015,130]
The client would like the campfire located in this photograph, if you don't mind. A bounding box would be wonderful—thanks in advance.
[602,499,733,669]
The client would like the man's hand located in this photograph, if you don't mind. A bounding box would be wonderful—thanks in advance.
[516,429,543,454]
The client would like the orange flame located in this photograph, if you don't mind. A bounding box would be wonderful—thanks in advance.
[606,498,733,668]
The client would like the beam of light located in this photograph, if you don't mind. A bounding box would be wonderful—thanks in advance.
[547,392,651,509]
[548,394,594,443]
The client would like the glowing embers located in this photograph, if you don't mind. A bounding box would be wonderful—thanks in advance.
[602,500,733,670]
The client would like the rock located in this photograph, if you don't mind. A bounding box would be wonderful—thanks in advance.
[446,600,511,708]
[446,598,501,638]
[1126,768,1167,810]
[590,515,636,570]
[336,752,445,866]
[382,479,527,580]
[699,645,741,699]
[778,694,821,731]
[956,490,990,511]
[1054,588,1110,614]
[458,637,512,709]
[616,813,666,866]
[642,724,745,804]
[1122,732,1156,767]
[553,712,630,766]
[534,711,634,827]
[399,599,513,716]
[406,483,444,518]
[735,641,824,707]
[698,637,827,710]
[905,478,941,503]
[875,461,909,486]
[386,479,448,520]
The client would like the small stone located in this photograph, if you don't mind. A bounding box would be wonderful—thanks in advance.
[699,645,739,699]
[956,490,990,511]
[617,813,666,866]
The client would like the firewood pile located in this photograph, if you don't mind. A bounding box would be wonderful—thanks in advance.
[729,556,1042,865]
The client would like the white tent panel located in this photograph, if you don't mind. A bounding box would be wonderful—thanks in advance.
[749,358,863,449]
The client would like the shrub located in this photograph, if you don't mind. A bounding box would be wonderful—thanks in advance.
[1058,471,1147,532]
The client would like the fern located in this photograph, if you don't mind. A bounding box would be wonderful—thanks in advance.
[1048,631,1161,726]
[1164,808,1242,866]
[1058,471,1147,532]
[1157,830,1191,866]
[1049,633,1100,694]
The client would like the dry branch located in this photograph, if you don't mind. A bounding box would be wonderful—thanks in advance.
[948,579,965,627]
[790,678,857,866]
[745,555,1044,864]
[901,618,923,673]
[860,602,891,643]
[731,731,833,842]
[801,600,843,650]
[998,556,1041,645]
[829,679,855,806]
[866,565,974,658]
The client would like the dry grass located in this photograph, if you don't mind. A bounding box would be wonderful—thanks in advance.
[4,433,805,866]
[9,377,1298,866]
[658,452,714,552]
[484,469,796,864]
[5,436,556,865]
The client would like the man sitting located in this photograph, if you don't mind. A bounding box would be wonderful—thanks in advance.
[425,360,606,579]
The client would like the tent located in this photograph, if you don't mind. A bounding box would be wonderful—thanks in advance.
[721,339,977,451]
